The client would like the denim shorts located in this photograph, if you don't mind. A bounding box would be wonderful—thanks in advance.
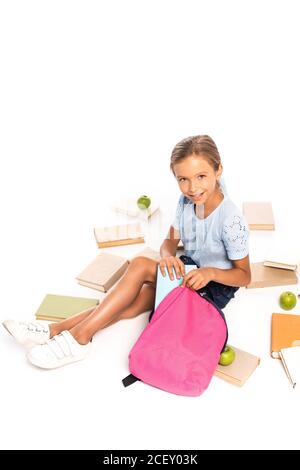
[149,254,239,322]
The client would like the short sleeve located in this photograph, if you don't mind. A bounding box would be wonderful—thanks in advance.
[222,213,249,260]
[172,195,185,231]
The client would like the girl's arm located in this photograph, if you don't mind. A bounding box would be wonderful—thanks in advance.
[160,225,181,258]
[159,226,186,279]
[210,256,251,287]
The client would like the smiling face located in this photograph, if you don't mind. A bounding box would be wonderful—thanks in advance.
[173,154,223,205]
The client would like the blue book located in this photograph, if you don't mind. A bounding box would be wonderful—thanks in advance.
[154,265,196,310]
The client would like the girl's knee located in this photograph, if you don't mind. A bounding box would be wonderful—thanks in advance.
[129,256,158,280]
[129,256,156,269]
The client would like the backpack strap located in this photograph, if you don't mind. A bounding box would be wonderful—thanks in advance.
[122,373,140,387]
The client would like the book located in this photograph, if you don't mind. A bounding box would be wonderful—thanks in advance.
[111,197,159,218]
[246,262,298,288]
[35,294,99,322]
[271,312,300,358]
[214,346,260,386]
[263,241,299,271]
[278,346,300,388]
[94,222,144,248]
[76,252,129,293]
[130,246,161,262]
[264,260,298,271]
[154,264,197,310]
[242,202,275,230]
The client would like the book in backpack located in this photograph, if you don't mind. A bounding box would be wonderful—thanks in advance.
[122,285,228,397]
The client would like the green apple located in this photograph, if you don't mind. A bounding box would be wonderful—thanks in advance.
[218,345,236,366]
[137,195,151,210]
[279,291,297,310]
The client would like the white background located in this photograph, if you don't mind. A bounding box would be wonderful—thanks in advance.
[0,0,300,450]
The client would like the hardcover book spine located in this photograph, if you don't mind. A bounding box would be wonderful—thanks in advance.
[97,238,144,248]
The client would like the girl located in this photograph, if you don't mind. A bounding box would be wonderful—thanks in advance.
[2,135,251,369]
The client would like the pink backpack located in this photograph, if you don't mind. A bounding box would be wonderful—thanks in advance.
[122,286,228,397]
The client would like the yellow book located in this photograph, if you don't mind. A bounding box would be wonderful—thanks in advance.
[35,294,99,322]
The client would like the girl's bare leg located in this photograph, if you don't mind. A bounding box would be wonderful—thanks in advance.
[49,283,155,337]
[51,257,158,344]
[49,307,96,337]
[103,283,156,324]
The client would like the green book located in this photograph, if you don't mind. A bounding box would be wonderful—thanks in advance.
[35,294,99,322]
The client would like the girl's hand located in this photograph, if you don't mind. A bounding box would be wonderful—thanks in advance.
[159,256,185,281]
[181,267,213,290]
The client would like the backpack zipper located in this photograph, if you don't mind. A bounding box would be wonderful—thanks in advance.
[199,292,228,353]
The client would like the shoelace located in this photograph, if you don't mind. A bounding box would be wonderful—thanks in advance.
[20,321,49,334]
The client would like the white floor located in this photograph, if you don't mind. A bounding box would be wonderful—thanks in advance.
[1,200,299,451]
[1,0,300,450]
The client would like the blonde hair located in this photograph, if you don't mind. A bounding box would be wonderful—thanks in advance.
[170,135,221,178]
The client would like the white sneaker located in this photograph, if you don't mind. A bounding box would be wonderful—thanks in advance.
[27,330,91,369]
[2,319,50,349]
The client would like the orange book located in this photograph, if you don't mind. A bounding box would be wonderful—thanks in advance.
[271,313,300,358]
